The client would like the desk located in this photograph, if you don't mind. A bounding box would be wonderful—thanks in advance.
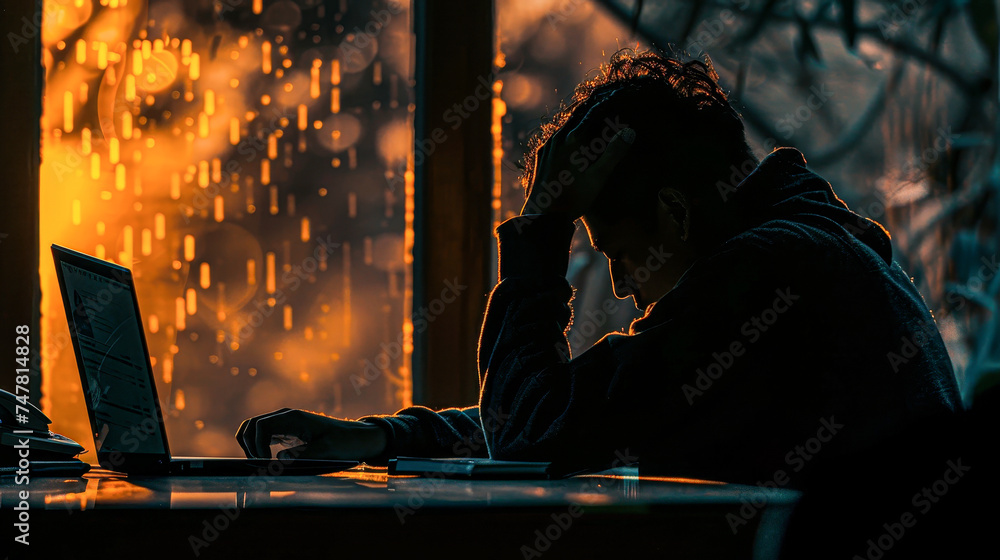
[2,466,800,559]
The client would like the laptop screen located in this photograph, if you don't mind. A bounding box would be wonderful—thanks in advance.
[58,257,168,457]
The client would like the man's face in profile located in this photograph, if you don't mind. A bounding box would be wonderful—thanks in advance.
[581,211,668,311]
[581,179,696,311]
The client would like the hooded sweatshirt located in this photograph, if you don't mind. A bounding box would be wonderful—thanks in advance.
[363,148,962,485]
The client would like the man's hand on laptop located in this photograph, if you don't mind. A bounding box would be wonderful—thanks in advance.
[236,408,387,463]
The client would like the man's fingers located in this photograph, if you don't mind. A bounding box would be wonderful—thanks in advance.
[565,97,620,145]
[237,409,291,458]
[236,417,253,457]
[589,127,635,180]
[253,409,314,458]
[276,439,337,461]
[239,408,298,458]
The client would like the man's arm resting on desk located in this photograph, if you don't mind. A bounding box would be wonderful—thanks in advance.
[236,406,485,464]
[360,406,486,464]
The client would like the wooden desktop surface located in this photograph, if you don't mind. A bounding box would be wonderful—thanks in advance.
[2,466,800,559]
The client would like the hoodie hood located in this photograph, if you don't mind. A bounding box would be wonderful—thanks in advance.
[718,147,893,264]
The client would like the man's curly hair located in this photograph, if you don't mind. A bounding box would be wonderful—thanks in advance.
[522,47,757,232]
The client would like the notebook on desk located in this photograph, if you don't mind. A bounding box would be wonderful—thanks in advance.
[51,244,358,476]
[388,457,596,479]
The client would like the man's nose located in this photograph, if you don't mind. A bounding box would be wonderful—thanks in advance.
[610,261,636,296]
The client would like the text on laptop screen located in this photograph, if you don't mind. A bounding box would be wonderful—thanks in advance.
[60,261,168,456]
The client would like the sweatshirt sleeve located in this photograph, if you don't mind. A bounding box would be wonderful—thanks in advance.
[359,406,485,465]
[477,214,628,467]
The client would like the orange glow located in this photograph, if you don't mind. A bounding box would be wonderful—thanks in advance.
[200,263,211,289]
[204,89,215,115]
[189,52,200,80]
[41,0,414,461]
[331,59,341,85]
[267,134,277,160]
[175,297,186,331]
[186,288,197,315]
[81,127,91,154]
[154,213,165,239]
[297,104,308,131]
[269,185,278,214]
[492,81,505,229]
[115,163,125,191]
[330,87,340,113]
[122,112,133,139]
[184,234,195,261]
[266,252,276,293]
[62,91,73,132]
[230,117,240,145]
[310,61,321,99]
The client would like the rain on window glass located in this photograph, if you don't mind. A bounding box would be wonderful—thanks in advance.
[40,0,414,458]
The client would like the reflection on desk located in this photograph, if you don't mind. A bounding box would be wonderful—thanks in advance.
[1,466,800,559]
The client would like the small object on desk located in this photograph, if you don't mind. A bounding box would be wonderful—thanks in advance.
[1,388,90,474]
[388,457,589,479]
[0,459,91,477]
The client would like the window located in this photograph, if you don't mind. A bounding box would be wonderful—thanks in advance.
[39,0,415,457]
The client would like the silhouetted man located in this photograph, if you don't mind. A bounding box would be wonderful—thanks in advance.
[237,48,962,488]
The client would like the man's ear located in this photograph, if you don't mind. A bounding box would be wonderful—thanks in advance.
[657,187,691,241]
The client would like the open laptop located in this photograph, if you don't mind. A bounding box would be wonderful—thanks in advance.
[51,244,358,476]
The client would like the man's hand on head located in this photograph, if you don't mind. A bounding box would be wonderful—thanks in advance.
[521,104,635,220]
[236,408,388,462]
